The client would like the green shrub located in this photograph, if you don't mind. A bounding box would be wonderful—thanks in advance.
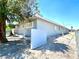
[6,24,15,30]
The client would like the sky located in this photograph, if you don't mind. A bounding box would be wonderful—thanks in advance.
[38,0,79,29]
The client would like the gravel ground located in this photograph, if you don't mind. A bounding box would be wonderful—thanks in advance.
[0,32,78,59]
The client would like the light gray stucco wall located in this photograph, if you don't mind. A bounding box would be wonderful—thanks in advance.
[14,19,37,36]
[36,18,69,36]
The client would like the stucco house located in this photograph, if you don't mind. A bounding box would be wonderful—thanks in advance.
[13,13,70,49]
[15,13,69,37]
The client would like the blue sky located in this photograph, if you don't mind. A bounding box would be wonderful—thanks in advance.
[38,0,79,29]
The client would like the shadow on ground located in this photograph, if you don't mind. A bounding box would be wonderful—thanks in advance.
[47,33,69,42]
[0,41,30,59]
[0,33,70,59]
[36,33,70,53]
[36,43,69,53]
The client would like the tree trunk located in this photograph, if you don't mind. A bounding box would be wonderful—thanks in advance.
[0,19,8,43]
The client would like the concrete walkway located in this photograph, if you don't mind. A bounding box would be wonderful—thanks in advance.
[0,32,78,59]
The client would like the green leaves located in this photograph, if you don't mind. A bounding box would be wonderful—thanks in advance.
[0,0,8,17]
[7,0,33,21]
[0,0,36,22]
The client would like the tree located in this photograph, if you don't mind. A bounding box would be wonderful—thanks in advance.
[0,0,35,43]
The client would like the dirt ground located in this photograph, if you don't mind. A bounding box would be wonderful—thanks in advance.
[28,32,78,59]
[0,32,78,59]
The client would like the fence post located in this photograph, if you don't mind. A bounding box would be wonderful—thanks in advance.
[75,30,79,59]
